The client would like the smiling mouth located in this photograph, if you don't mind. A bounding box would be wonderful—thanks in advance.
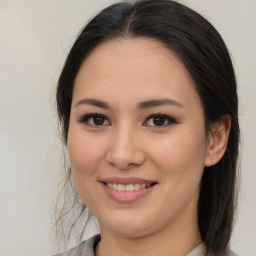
[103,182,157,192]
[100,179,158,203]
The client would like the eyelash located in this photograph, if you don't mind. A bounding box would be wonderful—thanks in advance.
[79,113,109,126]
[79,113,177,127]
[143,113,177,127]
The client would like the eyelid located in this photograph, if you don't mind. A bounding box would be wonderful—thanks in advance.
[143,113,177,127]
[78,112,177,127]
[79,113,111,126]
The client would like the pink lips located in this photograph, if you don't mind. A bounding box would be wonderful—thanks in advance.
[99,177,157,203]
[101,177,156,185]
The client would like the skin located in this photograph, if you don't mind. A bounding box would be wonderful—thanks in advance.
[67,38,230,256]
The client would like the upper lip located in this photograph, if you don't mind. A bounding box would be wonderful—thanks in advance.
[99,177,157,185]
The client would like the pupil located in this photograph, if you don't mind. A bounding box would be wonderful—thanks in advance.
[93,116,104,125]
[153,117,165,126]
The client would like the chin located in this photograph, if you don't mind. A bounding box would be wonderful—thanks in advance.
[101,213,157,238]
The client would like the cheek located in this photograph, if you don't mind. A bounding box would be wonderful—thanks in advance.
[68,140,92,175]
[67,132,103,211]
[67,127,106,200]
[67,129,104,174]
[149,131,206,214]
[148,128,207,180]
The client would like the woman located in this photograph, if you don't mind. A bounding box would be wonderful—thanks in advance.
[54,0,239,255]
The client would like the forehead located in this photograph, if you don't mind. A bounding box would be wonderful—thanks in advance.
[73,38,200,109]
[75,38,192,83]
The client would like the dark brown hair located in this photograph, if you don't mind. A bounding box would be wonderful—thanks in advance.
[55,0,239,254]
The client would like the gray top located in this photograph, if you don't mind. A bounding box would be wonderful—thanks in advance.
[53,234,238,256]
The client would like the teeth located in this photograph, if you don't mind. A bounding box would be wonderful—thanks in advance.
[117,184,125,192]
[106,183,150,192]
[126,184,135,192]
[107,183,113,189]
[134,184,140,191]
[141,184,146,189]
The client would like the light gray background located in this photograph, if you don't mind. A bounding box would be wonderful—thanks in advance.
[0,0,255,255]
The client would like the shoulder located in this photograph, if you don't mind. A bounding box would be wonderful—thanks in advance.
[52,234,101,256]
[226,250,239,256]
[187,243,239,256]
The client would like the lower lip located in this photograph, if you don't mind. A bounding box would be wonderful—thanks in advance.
[101,183,156,203]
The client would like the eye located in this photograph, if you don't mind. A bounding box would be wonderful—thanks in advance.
[143,114,177,127]
[79,114,110,126]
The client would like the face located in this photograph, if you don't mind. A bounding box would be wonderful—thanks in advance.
[68,38,210,239]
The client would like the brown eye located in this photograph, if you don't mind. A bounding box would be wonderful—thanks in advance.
[152,116,165,126]
[80,114,110,126]
[143,114,177,127]
[93,116,105,125]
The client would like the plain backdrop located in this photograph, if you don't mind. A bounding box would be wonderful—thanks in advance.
[0,0,255,255]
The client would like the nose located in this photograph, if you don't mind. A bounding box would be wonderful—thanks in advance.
[106,124,146,170]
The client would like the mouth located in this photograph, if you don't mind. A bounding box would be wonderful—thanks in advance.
[99,177,158,203]
[103,182,156,192]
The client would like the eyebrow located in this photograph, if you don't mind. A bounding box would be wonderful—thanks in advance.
[75,98,110,109]
[137,98,184,109]
[74,98,184,109]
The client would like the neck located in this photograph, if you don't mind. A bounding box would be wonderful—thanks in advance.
[96,212,202,256]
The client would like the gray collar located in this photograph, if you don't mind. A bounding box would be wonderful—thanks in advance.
[187,242,207,256]
[53,235,237,256]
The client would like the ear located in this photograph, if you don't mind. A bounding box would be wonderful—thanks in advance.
[205,115,231,167]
